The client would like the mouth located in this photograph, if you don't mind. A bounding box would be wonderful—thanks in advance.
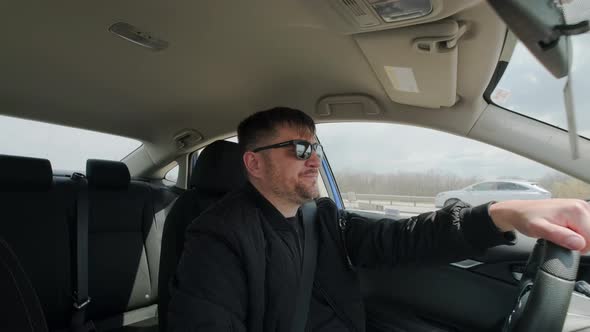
[300,172,318,179]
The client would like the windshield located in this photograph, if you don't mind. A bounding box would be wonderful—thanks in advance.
[490,6,590,139]
[0,115,142,172]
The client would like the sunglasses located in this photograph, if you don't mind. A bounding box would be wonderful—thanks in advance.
[252,139,324,160]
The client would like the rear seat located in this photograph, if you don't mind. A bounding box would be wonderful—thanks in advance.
[0,155,179,331]
[85,160,165,330]
[0,236,48,332]
[0,154,76,330]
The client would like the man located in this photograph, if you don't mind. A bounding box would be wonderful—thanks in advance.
[168,107,590,331]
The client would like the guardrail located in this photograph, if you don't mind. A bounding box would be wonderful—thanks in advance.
[342,192,435,207]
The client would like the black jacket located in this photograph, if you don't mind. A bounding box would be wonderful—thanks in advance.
[167,182,515,331]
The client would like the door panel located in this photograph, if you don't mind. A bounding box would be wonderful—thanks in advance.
[360,232,590,331]
[361,265,517,331]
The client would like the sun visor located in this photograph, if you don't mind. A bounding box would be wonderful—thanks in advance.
[355,20,466,108]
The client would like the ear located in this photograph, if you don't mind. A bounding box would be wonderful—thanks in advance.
[243,151,264,179]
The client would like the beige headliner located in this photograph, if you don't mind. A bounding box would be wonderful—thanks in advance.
[1,0,534,180]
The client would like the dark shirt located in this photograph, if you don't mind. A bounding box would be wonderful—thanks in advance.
[280,214,350,330]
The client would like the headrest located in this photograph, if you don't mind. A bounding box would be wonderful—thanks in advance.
[190,140,246,193]
[0,154,53,191]
[86,159,130,190]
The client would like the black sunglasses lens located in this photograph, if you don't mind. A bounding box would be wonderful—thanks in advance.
[295,142,323,160]
[295,143,311,159]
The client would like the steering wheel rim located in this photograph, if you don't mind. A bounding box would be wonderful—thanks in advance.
[503,239,580,332]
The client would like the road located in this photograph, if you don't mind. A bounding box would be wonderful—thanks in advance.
[344,200,436,218]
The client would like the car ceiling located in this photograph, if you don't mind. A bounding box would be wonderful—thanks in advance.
[1,0,508,174]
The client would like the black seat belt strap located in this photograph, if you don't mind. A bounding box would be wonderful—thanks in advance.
[291,200,318,332]
[71,173,94,332]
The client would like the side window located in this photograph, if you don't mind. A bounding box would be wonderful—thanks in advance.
[497,182,527,191]
[317,122,590,217]
[472,182,496,191]
[165,164,179,184]
[0,114,142,171]
[317,169,330,198]
[497,182,514,191]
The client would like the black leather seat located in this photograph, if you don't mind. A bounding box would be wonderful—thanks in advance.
[86,159,164,330]
[0,154,180,331]
[0,236,48,332]
[158,140,246,331]
[0,154,75,331]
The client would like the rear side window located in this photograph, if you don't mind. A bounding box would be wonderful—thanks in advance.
[0,115,142,171]
[497,182,527,191]
[165,164,179,184]
[472,182,496,191]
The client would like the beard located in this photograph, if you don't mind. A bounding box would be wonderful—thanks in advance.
[265,159,320,205]
[294,178,320,203]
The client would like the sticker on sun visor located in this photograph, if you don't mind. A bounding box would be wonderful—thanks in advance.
[491,87,512,104]
[384,66,419,93]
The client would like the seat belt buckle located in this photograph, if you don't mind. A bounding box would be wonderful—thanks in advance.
[73,296,91,310]
[71,172,86,181]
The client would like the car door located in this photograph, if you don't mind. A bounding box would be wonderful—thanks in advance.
[316,122,590,332]
[470,182,499,206]
[495,181,519,202]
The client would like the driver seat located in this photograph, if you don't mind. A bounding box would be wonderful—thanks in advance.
[158,140,246,332]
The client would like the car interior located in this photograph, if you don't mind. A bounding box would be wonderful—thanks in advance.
[1,0,590,331]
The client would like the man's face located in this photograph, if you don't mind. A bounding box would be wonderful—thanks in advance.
[256,125,321,205]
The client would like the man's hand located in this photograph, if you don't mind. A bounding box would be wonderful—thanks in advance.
[490,199,590,252]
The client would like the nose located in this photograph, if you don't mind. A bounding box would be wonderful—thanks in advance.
[305,150,321,168]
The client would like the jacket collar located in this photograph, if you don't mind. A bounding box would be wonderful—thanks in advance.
[244,181,293,230]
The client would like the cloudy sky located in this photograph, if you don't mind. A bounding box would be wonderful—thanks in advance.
[1,17,589,181]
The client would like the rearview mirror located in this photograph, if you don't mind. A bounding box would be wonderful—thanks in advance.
[487,0,589,160]
[487,0,588,78]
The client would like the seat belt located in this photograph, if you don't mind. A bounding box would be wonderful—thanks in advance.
[291,200,318,332]
[70,173,94,332]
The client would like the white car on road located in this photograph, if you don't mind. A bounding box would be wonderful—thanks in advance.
[435,180,552,208]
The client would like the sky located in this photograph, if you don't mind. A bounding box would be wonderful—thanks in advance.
[1,14,589,181]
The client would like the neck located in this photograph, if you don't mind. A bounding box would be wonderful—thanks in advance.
[249,180,299,217]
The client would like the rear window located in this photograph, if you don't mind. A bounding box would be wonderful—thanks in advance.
[0,115,142,172]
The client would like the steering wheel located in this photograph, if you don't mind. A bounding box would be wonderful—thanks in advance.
[503,239,580,332]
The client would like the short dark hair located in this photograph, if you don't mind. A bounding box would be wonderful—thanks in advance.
[237,107,316,153]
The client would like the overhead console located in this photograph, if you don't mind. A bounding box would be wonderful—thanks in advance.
[305,0,478,34]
